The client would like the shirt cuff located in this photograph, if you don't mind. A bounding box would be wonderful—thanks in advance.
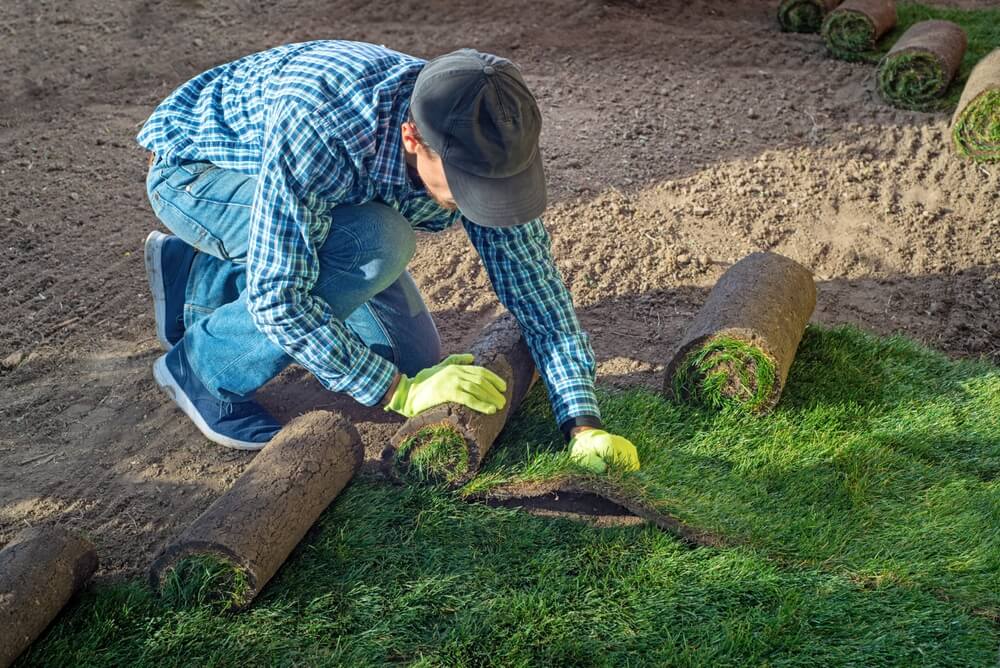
[550,380,601,429]
[559,415,604,442]
[334,346,398,407]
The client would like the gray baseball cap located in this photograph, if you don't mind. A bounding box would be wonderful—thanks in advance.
[410,49,545,227]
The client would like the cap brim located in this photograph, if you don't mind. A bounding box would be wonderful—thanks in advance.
[443,150,546,227]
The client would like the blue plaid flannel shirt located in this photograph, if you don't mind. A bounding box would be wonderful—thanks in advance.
[137,40,600,429]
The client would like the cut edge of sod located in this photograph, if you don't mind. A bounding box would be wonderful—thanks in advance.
[670,336,779,414]
[393,424,471,485]
[878,51,952,111]
[823,10,879,61]
[779,0,826,33]
[465,473,733,550]
[953,88,1000,161]
[155,551,253,611]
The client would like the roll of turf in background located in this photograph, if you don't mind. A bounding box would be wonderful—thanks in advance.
[664,252,816,415]
[778,0,842,34]
[877,20,967,110]
[149,411,362,611]
[383,314,538,486]
[0,527,98,668]
[952,48,1000,162]
[822,0,897,61]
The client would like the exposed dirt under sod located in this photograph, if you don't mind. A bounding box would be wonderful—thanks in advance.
[0,0,998,581]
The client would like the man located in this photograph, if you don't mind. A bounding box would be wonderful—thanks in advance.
[137,40,638,473]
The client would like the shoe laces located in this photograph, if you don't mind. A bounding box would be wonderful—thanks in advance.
[218,400,234,420]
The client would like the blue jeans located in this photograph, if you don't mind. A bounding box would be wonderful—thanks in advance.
[146,157,442,400]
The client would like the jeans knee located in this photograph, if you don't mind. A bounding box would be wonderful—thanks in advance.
[372,203,416,273]
[341,202,415,275]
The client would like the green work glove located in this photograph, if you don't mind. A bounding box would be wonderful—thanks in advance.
[569,429,640,474]
[384,354,508,418]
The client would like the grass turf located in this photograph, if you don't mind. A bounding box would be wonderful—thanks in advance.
[16,325,1000,666]
[826,2,1000,109]
[19,481,1000,667]
[464,325,1000,615]
[157,554,253,611]
[393,425,471,485]
[778,0,830,34]
[823,8,884,62]
[670,336,779,414]
[878,50,954,111]
[953,88,1000,162]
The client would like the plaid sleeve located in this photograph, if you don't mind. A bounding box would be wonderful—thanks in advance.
[463,217,600,426]
[246,98,397,406]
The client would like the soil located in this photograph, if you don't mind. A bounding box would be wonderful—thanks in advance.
[1,0,997,581]
[483,490,647,528]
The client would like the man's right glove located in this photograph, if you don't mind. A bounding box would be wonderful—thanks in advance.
[384,354,508,418]
[570,429,641,474]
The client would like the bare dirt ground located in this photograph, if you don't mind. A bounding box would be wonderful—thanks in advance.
[1,0,997,580]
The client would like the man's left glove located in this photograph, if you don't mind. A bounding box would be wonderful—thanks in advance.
[569,429,640,474]
[383,354,507,418]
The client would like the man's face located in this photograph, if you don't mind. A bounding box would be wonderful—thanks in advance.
[401,121,458,211]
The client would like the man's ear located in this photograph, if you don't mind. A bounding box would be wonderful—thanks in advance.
[400,121,419,155]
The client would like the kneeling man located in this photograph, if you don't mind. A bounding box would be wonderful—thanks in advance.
[137,40,638,472]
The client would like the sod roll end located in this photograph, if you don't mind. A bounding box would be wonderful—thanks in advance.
[778,0,841,34]
[384,314,538,485]
[149,410,362,610]
[878,20,967,111]
[822,0,897,61]
[952,48,1000,163]
[664,252,816,414]
[0,527,98,668]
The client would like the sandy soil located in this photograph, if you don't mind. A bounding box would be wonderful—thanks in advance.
[1,0,997,579]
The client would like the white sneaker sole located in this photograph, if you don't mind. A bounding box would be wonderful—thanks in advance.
[144,230,174,352]
[153,355,267,451]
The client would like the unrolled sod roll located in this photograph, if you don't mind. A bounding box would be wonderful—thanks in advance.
[877,20,967,110]
[822,0,897,61]
[778,0,842,34]
[384,314,538,486]
[0,527,98,668]
[664,252,816,414]
[149,411,362,610]
[952,48,1000,162]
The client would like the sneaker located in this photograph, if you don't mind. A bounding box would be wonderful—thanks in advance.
[153,340,281,450]
[144,231,194,351]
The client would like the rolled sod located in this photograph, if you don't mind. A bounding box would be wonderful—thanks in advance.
[952,48,1000,162]
[878,20,968,110]
[822,0,897,61]
[149,411,362,611]
[778,0,842,34]
[0,527,97,668]
[383,314,538,486]
[664,252,816,415]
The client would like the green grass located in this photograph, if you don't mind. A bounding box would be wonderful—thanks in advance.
[878,50,953,111]
[466,326,1000,615]
[16,325,1000,666]
[778,0,829,34]
[953,88,1000,162]
[19,482,1000,667]
[393,426,471,485]
[827,2,1000,109]
[670,336,779,414]
[158,554,253,611]
[823,8,882,61]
